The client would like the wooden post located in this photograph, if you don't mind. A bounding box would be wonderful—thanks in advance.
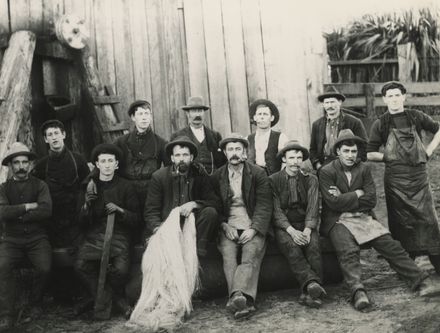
[0,31,36,183]
[398,43,419,82]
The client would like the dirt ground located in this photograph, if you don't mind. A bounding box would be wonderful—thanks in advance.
[14,155,440,333]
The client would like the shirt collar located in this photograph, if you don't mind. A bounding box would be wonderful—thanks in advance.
[228,164,244,176]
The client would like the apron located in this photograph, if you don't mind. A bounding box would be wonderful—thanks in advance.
[383,123,440,255]
[337,213,389,245]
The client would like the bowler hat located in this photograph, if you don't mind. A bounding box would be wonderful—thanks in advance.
[332,129,366,154]
[2,142,36,166]
[277,140,309,161]
[165,136,198,158]
[318,86,346,102]
[249,99,280,127]
[128,100,151,116]
[91,143,123,163]
[219,133,249,150]
[40,119,65,136]
[181,96,210,111]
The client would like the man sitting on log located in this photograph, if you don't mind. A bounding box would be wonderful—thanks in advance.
[0,142,52,330]
[270,140,326,308]
[75,144,140,319]
[144,136,220,257]
[319,129,440,311]
[33,119,90,248]
[212,133,272,319]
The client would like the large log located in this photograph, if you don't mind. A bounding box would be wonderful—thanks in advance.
[0,31,36,182]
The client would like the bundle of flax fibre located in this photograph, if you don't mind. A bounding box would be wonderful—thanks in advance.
[127,207,199,331]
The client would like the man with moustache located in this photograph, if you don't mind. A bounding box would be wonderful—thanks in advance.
[247,99,288,175]
[319,130,440,311]
[367,81,440,274]
[33,119,90,247]
[310,86,367,170]
[0,143,52,330]
[270,140,326,308]
[144,136,220,257]
[75,144,140,319]
[212,133,272,319]
[171,96,226,175]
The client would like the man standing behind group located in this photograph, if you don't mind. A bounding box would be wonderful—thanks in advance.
[247,99,288,175]
[33,119,89,247]
[310,86,367,170]
[270,140,326,308]
[367,81,440,274]
[171,96,226,175]
[212,133,272,319]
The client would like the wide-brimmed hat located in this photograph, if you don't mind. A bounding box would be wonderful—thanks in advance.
[249,99,280,127]
[128,100,152,116]
[277,140,309,161]
[332,129,366,154]
[40,119,65,136]
[219,133,249,150]
[91,143,123,162]
[318,86,346,102]
[165,136,198,158]
[181,96,210,111]
[2,142,36,166]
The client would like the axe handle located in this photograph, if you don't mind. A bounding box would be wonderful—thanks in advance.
[94,213,115,315]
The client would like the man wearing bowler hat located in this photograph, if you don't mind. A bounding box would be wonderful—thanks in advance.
[0,142,52,330]
[270,140,326,308]
[75,143,141,319]
[247,99,288,175]
[212,133,272,319]
[310,86,367,170]
[319,129,440,311]
[171,96,226,175]
[144,136,220,257]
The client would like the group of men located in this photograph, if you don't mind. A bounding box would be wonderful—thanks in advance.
[1,80,440,329]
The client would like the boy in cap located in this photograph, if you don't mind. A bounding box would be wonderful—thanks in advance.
[247,99,288,175]
[0,143,52,329]
[75,143,141,319]
[270,140,326,307]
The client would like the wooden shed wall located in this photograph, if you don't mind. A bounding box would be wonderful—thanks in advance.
[0,0,327,153]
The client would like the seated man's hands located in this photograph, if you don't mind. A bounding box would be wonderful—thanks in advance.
[179,201,198,217]
[222,223,239,241]
[105,202,124,215]
[287,226,309,246]
[238,228,257,244]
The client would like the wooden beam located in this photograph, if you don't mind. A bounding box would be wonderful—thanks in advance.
[364,83,376,119]
[325,82,440,96]
[329,59,398,66]
[35,39,74,61]
[92,95,120,105]
[0,31,36,183]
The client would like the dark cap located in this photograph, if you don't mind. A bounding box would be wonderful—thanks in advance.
[165,136,198,158]
[219,133,249,150]
[40,119,65,136]
[332,129,366,154]
[381,81,407,96]
[318,86,346,102]
[91,143,123,163]
[128,100,151,117]
[249,99,280,127]
[277,140,309,160]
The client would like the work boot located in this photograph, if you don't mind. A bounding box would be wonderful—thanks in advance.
[299,293,322,308]
[228,291,247,312]
[234,305,256,320]
[0,316,13,332]
[418,276,440,297]
[306,281,327,300]
[353,290,370,311]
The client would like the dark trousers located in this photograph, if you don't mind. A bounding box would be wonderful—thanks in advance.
[275,228,322,292]
[329,224,427,300]
[193,207,219,257]
[0,235,52,317]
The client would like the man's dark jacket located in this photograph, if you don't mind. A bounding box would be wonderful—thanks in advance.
[211,161,273,236]
[309,112,367,168]
[319,159,377,236]
[144,163,220,234]
[171,126,227,170]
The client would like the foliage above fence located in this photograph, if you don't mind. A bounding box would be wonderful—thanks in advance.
[325,8,440,82]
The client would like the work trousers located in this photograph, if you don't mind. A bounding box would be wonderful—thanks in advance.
[190,206,219,257]
[275,227,322,292]
[217,231,266,301]
[329,223,427,300]
[0,235,52,317]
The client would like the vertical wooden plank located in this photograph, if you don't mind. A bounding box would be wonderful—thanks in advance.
[9,0,30,31]
[398,43,412,82]
[94,0,116,95]
[29,0,44,34]
[201,0,231,136]
[111,0,134,122]
[163,0,188,133]
[145,0,171,138]
[221,0,250,135]
[183,0,212,128]
[177,0,191,112]
[0,0,9,34]
[241,0,267,103]
[84,0,97,61]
